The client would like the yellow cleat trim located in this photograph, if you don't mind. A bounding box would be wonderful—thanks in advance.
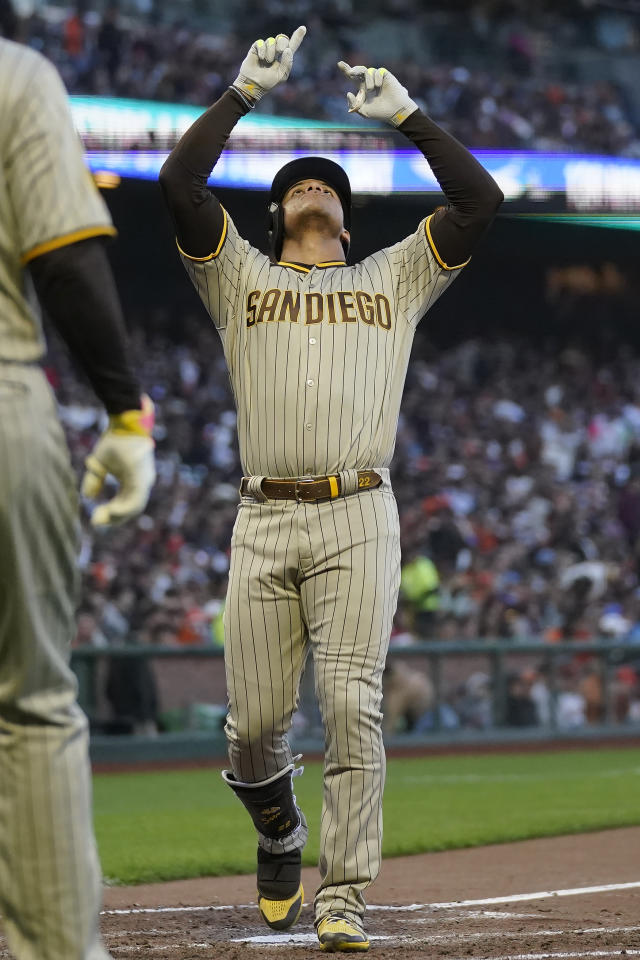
[317,915,370,953]
[258,882,303,932]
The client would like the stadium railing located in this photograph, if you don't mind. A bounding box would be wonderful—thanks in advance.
[70,640,640,765]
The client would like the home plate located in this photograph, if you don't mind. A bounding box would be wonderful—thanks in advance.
[230,933,392,945]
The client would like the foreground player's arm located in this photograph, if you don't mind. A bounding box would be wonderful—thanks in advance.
[30,240,141,414]
[29,241,155,525]
[338,63,503,267]
[159,26,306,258]
[8,51,155,526]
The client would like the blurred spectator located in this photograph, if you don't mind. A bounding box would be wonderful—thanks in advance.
[74,604,108,648]
[96,3,123,84]
[13,0,640,156]
[399,550,441,638]
[105,652,159,735]
[454,671,493,728]
[579,661,604,724]
[555,665,587,727]
[382,660,435,735]
[42,266,640,657]
[37,249,640,735]
[504,669,538,726]
[529,664,552,725]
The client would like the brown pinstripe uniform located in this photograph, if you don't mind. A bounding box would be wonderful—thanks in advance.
[179,207,467,921]
[0,39,115,960]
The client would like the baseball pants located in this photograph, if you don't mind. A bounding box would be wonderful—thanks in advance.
[0,363,111,960]
[223,471,401,921]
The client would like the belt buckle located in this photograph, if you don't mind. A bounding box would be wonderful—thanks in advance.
[295,476,315,503]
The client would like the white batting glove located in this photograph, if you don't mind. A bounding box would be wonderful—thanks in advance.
[232,25,306,103]
[337,62,419,127]
[81,394,156,528]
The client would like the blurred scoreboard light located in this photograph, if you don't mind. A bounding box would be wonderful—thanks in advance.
[71,95,340,148]
[74,96,640,211]
[511,214,640,231]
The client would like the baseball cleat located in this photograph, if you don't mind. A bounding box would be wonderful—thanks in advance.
[257,847,304,931]
[317,914,370,952]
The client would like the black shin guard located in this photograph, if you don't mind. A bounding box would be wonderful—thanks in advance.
[221,761,304,845]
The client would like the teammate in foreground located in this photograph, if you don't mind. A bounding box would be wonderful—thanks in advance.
[0,28,155,960]
[160,26,502,952]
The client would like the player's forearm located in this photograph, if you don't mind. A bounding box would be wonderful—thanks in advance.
[29,238,142,414]
[159,88,250,258]
[399,109,503,264]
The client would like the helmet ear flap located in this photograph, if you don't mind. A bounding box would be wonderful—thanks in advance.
[267,201,285,261]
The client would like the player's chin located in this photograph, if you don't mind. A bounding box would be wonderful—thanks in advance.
[289,205,343,234]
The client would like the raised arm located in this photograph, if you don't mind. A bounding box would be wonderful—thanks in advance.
[338,62,504,268]
[159,26,307,259]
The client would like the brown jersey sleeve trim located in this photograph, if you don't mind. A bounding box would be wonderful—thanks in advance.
[425,214,471,271]
[21,224,117,265]
[176,207,228,261]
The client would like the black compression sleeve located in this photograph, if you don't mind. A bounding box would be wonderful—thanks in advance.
[159,88,251,258]
[29,238,142,414]
[399,109,503,266]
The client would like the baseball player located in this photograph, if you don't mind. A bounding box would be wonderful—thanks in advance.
[160,26,502,952]
[0,24,155,960]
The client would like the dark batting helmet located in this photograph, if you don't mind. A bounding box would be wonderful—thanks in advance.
[267,157,352,261]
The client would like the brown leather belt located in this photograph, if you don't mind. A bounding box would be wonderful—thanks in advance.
[240,470,382,503]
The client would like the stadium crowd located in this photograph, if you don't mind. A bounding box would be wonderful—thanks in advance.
[10,0,640,155]
[46,262,640,659]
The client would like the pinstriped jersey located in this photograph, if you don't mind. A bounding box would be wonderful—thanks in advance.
[0,39,115,362]
[180,208,467,477]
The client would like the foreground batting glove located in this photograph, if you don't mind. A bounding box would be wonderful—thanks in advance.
[81,394,156,528]
[232,25,307,104]
[337,62,419,127]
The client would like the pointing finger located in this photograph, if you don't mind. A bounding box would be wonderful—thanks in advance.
[338,60,366,80]
[288,24,307,53]
[280,46,293,73]
[264,36,277,64]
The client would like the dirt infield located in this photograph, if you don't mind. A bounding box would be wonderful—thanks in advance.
[0,828,638,957]
[91,827,640,958]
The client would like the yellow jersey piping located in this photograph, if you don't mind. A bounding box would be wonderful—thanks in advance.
[21,225,117,265]
[277,261,310,273]
[425,214,471,271]
[277,260,346,272]
[177,207,228,262]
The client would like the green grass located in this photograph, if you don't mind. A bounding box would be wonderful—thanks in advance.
[93,747,640,885]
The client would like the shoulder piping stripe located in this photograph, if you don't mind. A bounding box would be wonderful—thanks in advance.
[425,214,471,271]
[21,225,117,264]
[176,207,228,262]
